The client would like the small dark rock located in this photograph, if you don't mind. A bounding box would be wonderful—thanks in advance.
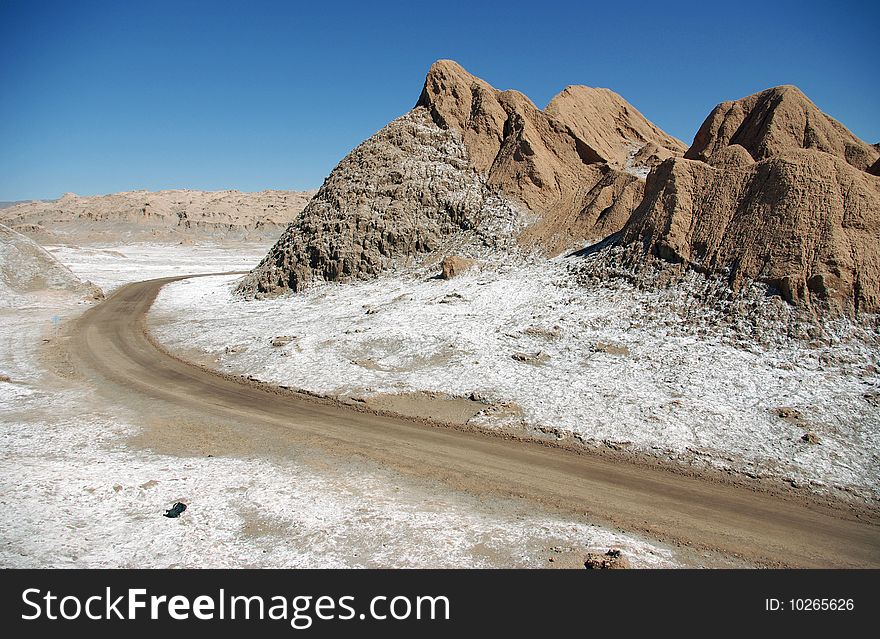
[772,406,802,421]
[583,549,630,569]
[164,502,187,518]
[511,351,550,365]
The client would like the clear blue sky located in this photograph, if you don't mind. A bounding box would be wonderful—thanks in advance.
[1,0,877,201]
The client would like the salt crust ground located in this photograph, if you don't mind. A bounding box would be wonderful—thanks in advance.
[0,244,683,568]
[44,243,272,293]
[149,258,880,503]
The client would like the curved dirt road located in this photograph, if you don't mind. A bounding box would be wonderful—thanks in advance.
[67,275,880,567]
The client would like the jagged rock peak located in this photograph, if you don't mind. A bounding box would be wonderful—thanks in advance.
[415,60,685,253]
[545,85,686,168]
[417,59,685,172]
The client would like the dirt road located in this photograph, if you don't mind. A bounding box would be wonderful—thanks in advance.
[67,275,880,567]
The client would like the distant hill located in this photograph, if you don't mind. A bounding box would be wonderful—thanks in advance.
[0,200,37,210]
[0,189,316,244]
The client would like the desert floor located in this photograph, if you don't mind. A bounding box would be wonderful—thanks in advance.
[2,242,877,567]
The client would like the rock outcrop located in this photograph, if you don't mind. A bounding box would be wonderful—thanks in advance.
[417,60,685,252]
[440,255,476,279]
[241,60,684,295]
[236,109,522,295]
[620,149,880,314]
[241,64,877,316]
[685,85,879,173]
[0,223,103,302]
[619,85,880,316]
[0,189,315,244]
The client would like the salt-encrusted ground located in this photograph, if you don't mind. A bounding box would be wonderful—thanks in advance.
[0,244,690,568]
[44,243,270,293]
[149,259,880,503]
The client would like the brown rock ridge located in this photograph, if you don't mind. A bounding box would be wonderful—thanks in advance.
[620,149,880,314]
[0,189,316,244]
[685,85,879,173]
[417,60,686,253]
[618,85,880,316]
[241,61,684,295]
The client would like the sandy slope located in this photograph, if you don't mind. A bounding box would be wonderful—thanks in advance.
[0,223,102,304]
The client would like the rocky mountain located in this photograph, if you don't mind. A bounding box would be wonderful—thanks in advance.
[240,60,877,316]
[417,60,686,253]
[685,85,879,172]
[621,88,880,315]
[0,223,102,301]
[0,189,315,244]
[240,60,683,295]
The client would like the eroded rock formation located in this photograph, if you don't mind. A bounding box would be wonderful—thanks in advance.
[621,88,880,315]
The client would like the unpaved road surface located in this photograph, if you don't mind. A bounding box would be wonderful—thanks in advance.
[67,275,880,567]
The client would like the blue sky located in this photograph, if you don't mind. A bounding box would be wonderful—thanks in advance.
[1,0,877,201]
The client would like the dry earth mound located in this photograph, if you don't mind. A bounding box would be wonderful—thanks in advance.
[0,223,102,301]
[236,109,522,295]
[0,189,315,244]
